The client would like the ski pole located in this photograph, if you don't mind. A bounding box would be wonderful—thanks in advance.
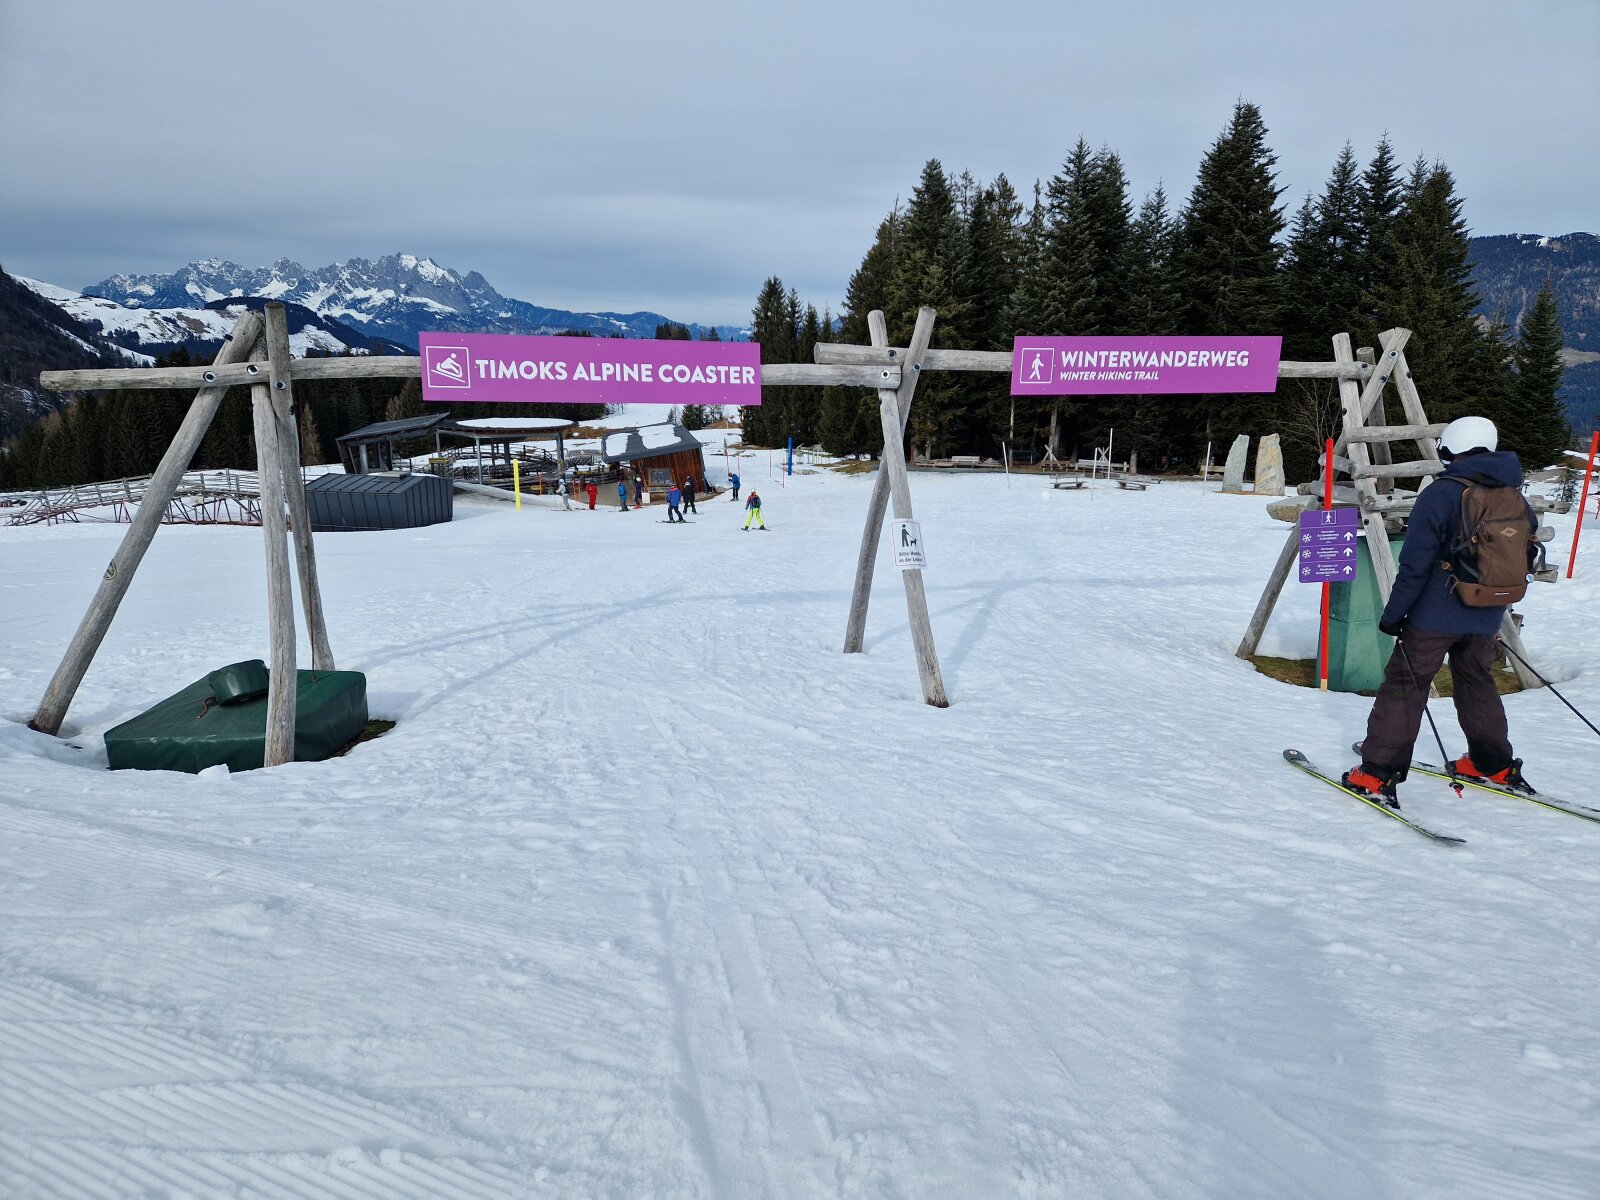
[1398,640,1459,790]
[1499,641,1600,740]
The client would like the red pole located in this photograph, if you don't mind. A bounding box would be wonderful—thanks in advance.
[1566,430,1599,579]
[1320,437,1334,692]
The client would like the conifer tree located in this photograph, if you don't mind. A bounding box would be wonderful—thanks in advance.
[1370,161,1498,424]
[1354,135,1404,339]
[1171,100,1286,460]
[824,208,899,457]
[1277,145,1368,478]
[1508,280,1570,469]
[887,160,969,458]
[745,276,793,447]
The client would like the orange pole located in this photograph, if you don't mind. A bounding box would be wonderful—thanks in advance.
[1566,430,1599,579]
[1320,437,1333,692]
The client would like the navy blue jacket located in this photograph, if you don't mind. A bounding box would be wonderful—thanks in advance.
[1380,450,1533,636]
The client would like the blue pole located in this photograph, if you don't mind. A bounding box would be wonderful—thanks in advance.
[786,436,794,476]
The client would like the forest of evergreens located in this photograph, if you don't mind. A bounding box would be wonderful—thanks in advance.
[741,101,1570,481]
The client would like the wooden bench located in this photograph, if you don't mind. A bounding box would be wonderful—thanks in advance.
[1051,475,1087,490]
[1116,476,1158,491]
[950,455,983,468]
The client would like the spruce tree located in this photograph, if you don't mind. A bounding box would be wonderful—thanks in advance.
[745,276,793,447]
[1508,280,1570,469]
[1171,100,1287,461]
[1370,162,1499,424]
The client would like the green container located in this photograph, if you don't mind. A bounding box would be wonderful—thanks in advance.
[207,659,269,705]
[1325,534,1403,693]
[105,668,368,773]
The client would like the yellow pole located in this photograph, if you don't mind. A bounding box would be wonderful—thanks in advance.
[513,459,522,511]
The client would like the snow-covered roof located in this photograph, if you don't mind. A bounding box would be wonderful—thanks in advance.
[454,417,575,432]
[600,423,706,464]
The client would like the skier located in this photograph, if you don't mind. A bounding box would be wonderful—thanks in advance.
[585,480,597,510]
[682,477,698,514]
[633,472,643,508]
[666,483,686,523]
[617,479,629,512]
[742,489,767,530]
[1342,416,1538,807]
[729,470,740,501]
[557,475,573,511]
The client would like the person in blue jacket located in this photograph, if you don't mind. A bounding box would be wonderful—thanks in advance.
[729,470,741,501]
[1343,416,1537,807]
[617,479,629,512]
[666,483,686,523]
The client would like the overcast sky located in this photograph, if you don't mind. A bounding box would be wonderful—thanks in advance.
[2,0,1596,326]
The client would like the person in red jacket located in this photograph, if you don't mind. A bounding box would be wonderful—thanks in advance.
[585,480,597,510]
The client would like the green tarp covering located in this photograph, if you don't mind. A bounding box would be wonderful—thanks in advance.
[104,668,368,773]
[1326,534,1404,693]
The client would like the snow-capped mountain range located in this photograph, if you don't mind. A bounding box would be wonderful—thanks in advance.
[17,278,405,360]
[81,254,744,345]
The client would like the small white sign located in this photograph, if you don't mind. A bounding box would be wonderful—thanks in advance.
[891,519,927,571]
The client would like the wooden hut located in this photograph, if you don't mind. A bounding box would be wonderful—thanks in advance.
[601,423,710,494]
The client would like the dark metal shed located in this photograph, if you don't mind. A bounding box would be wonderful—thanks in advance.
[305,472,453,532]
[336,413,452,474]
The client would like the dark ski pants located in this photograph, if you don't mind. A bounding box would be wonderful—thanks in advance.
[1361,627,1512,779]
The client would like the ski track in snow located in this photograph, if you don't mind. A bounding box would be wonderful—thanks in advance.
[2,468,1598,1198]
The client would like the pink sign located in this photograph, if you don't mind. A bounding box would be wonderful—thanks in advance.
[417,332,763,406]
[1010,336,1282,395]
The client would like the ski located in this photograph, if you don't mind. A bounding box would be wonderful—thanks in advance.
[1283,749,1466,844]
[1351,743,1598,825]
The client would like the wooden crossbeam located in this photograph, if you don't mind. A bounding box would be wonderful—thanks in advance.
[40,359,900,393]
[814,343,1372,380]
[1350,459,1446,480]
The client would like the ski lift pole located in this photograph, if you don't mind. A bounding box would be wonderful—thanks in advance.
[513,458,522,511]
[1320,437,1333,692]
[1566,429,1599,579]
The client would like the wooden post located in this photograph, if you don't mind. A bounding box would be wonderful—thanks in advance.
[850,307,948,707]
[1235,525,1302,660]
[1333,333,1398,600]
[263,302,334,671]
[844,310,927,654]
[29,310,265,735]
[250,354,298,767]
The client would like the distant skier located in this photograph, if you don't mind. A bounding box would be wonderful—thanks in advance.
[666,484,686,523]
[585,480,597,510]
[729,470,741,501]
[557,476,573,511]
[742,490,766,530]
[682,477,698,514]
[1342,416,1539,808]
[633,472,643,508]
[617,480,629,512]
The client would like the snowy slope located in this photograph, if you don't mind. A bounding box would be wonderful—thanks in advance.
[1,469,1597,1198]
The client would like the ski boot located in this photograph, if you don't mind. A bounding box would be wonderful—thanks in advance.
[1341,765,1400,809]
[1451,756,1532,793]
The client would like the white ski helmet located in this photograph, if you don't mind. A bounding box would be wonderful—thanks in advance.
[1438,415,1497,459]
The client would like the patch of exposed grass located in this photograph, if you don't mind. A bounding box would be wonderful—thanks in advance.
[331,719,396,757]
[1250,656,1522,697]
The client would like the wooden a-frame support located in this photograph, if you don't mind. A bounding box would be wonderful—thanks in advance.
[1235,327,1551,689]
[31,302,335,764]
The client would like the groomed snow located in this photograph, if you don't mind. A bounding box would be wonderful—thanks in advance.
[1,466,1596,1198]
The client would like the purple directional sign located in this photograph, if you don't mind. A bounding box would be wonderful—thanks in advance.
[1298,507,1360,583]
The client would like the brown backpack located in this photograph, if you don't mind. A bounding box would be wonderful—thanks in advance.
[1442,481,1539,607]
